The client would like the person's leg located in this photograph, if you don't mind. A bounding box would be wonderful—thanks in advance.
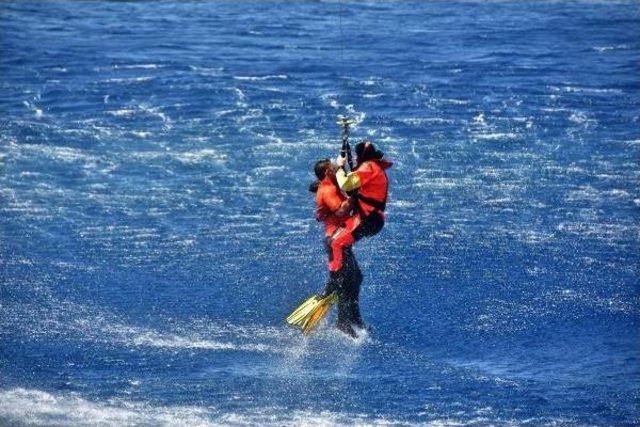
[352,211,385,241]
[348,252,365,329]
[335,247,357,337]
[336,247,355,329]
[336,299,356,337]
[330,211,382,274]
[328,215,360,272]
[319,236,344,298]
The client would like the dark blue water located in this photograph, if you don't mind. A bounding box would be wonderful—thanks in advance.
[1,2,639,425]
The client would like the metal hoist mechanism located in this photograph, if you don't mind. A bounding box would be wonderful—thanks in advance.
[337,116,355,171]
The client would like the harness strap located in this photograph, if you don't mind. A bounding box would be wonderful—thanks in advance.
[356,194,386,213]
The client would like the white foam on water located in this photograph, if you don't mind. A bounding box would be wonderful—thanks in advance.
[87,123,115,138]
[8,141,98,165]
[473,113,486,125]
[261,86,285,93]
[0,388,217,427]
[568,111,592,125]
[400,117,454,126]
[113,63,161,69]
[213,108,237,117]
[139,104,172,129]
[0,388,468,427]
[3,285,289,356]
[440,98,470,105]
[127,147,228,166]
[103,76,154,84]
[467,113,519,141]
[233,74,288,81]
[360,78,378,86]
[556,221,637,243]
[80,225,158,237]
[105,104,172,130]
[188,65,224,74]
[232,87,247,107]
[107,108,137,117]
[1,198,50,217]
[389,199,417,209]
[518,229,555,245]
[171,149,228,165]
[550,85,623,95]
[130,131,152,139]
[414,175,478,190]
[482,197,513,206]
[253,165,287,175]
[236,108,268,124]
[124,329,272,353]
[22,100,43,118]
[320,92,339,108]
[566,185,632,203]
[593,44,629,52]
[541,107,568,112]
[473,132,518,141]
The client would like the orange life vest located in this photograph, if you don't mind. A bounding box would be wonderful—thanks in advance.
[353,159,391,217]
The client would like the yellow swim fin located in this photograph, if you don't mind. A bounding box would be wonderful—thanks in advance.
[286,293,338,335]
[301,293,338,335]
[286,295,321,326]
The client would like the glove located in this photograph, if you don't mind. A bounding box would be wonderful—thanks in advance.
[336,154,347,168]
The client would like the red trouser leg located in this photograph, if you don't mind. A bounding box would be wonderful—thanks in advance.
[328,216,360,272]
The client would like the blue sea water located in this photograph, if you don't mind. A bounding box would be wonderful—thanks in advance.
[1,1,639,425]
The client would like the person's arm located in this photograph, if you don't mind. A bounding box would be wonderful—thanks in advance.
[336,155,378,192]
[322,188,342,212]
[333,198,355,218]
[315,189,330,221]
[335,167,361,192]
[319,184,353,218]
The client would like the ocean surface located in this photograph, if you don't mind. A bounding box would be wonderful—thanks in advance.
[1,1,639,426]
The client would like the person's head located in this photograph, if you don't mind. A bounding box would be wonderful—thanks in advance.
[310,158,334,193]
[355,140,384,166]
[313,158,333,180]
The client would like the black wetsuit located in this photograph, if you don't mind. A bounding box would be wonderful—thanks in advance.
[337,246,365,330]
[322,238,364,333]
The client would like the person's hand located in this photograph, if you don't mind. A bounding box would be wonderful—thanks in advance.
[316,205,330,221]
[336,155,346,168]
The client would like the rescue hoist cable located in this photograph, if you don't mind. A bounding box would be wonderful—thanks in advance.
[337,1,355,172]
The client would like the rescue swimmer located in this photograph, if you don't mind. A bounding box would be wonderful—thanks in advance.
[312,158,364,337]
